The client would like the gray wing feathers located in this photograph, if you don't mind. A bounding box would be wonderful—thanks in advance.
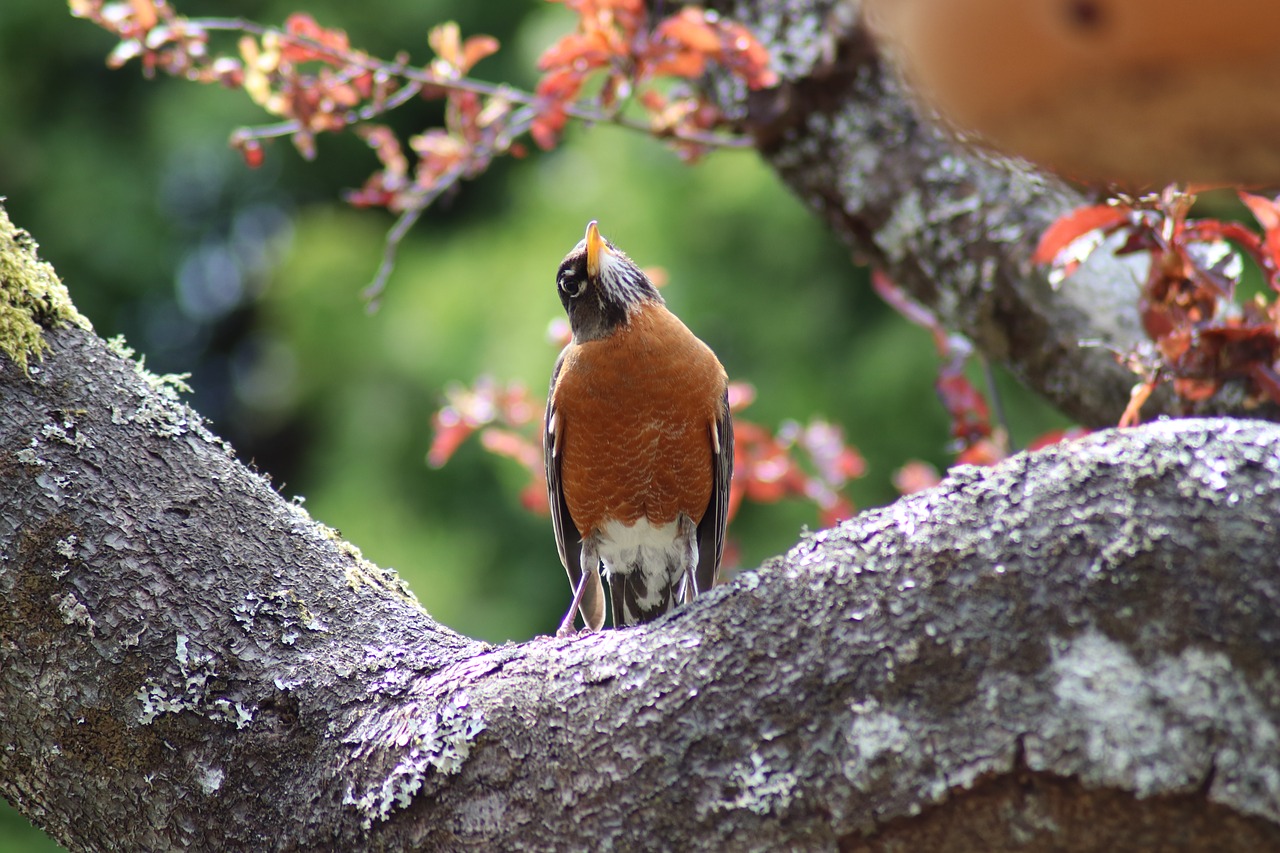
[545,349,606,631]
[693,391,733,598]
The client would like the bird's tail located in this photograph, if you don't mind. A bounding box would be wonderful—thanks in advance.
[607,514,700,627]
[610,567,681,627]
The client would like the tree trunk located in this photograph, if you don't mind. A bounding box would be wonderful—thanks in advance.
[3,216,1279,849]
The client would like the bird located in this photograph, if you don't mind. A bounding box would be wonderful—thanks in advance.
[544,220,733,637]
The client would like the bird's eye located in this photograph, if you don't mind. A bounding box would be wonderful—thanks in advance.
[559,274,587,298]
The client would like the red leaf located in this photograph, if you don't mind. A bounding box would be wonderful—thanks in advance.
[1032,204,1131,265]
[1240,191,1280,278]
[1240,191,1280,231]
[1026,427,1089,451]
[281,13,349,64]
[242,139,265,169]
[520,480,551,515]
[726,475,746,521]
[479,427,541,470]
[427,418,476,468]
[230,132,266,169]
[530,106,568,150]
[936,374,991,442]
[954,439,1004,467]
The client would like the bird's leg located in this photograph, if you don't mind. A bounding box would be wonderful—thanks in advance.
[677,514,699,605]
[556,538,601,638]
[556,574,590,638]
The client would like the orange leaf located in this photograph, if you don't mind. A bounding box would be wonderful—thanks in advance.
[644,52,707,80]
[281,13,349,64]
[535,67,586,102]
[130,0,158,30]
[538,31,611,72]
[719,21,776,89]
[746,477,788,503]
[460,35,500,73]
[428,21,462,67]
[427,419,475,468]
[955,438,1005,467]
[655,9,722,54]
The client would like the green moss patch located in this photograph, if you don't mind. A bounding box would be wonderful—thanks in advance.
[0,206,92,374]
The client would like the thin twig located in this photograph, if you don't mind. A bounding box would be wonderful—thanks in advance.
[980,354,1016,453]
[186,16,754,150]
[362,161,469,309]
[363,206,425,311]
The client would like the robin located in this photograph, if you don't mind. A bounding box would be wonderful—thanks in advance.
[544,221,733,637]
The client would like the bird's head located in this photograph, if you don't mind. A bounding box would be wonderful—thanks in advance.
[555,220,663,343]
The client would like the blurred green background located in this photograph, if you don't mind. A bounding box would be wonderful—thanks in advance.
[0,0,1070,847]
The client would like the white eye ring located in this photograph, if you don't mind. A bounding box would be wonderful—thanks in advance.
[560,275,587,297]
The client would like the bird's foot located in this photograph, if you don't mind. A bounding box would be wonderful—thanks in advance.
[555,617,586,639]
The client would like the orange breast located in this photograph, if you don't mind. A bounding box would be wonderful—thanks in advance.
[553,301,727,537]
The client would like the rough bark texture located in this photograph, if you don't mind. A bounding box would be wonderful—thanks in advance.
[3,321,1280,850]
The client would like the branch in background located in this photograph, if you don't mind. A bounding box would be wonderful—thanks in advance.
[716,0,1280,427]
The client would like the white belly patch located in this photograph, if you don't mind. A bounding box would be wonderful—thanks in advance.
[597,517,696,614]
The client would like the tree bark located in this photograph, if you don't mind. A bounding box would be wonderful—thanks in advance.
[4,295,1280,848]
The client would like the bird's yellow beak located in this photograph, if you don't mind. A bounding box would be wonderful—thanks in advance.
[585,220,604,279]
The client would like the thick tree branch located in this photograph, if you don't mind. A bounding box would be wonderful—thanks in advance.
[3,236,1280,848]
[715,0,1277,427]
